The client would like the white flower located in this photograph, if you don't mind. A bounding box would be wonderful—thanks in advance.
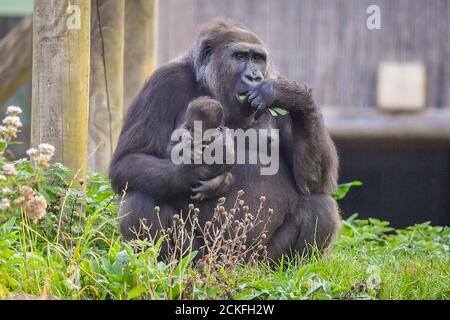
[2,116,22,128]
[6,106,22,116]
[1,164,17,177]
[26,148,39,158]
[0,124,18,139]
[38,143,55,157]
[0,198,10,211]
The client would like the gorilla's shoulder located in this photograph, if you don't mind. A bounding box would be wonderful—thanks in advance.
[143,61,197,95]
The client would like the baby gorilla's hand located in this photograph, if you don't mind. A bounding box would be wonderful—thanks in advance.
[190,172,233,201]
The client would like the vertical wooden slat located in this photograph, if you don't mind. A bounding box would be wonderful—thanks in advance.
[124,0,158,112]
[31,0,90,179]
[88,0,125,173]
[0,16,32,105]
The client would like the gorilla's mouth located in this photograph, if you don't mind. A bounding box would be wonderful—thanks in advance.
[236,92,249,104]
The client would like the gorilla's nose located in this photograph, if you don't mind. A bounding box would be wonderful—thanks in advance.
[242,71,263,87]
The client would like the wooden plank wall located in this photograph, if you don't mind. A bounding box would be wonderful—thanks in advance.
[157,0,450,109]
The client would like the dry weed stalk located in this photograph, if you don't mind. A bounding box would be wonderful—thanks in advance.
[127,189,273,297]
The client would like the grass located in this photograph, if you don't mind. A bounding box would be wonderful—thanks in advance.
[0,107,448,300]
[0,166,448,300]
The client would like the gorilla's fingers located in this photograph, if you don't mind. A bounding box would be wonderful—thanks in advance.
[251,96,262,109]
[254,102,268,120]
[247,90,258,102]
[190,193,205,201]
[191,182,208,193]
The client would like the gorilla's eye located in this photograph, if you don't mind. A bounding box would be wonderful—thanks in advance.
[234,52,247,60]
[202,46,213,62]
[253,53,266,62]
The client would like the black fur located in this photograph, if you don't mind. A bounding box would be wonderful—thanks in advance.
[110,18,341,260]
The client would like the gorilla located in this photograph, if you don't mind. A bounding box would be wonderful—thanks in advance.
[166,96,234,201]
[110,18,341,260]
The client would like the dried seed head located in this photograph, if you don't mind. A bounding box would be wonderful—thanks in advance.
[20,186,35,200]
[268,208,274,215]
[218,197,226,205]
[205,221,212,228]
[24,195,47,221]
[188,203,194,211]
[243,206,249,212]
[238,200,244,206]
[260,196,266,203]
[154,206,160,213]
[229,209,236,214]
[13,196,25,206]
[173,214,180,221]
[194,208,200,214]
[237,190,244,197]
[218,206,225,213]
[261,233,267,240]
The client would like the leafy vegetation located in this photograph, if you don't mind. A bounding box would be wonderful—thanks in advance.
[0,107,448,300]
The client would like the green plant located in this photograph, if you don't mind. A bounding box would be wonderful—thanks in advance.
[0,106,448,300]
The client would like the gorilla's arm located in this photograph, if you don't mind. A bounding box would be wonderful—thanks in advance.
[275,80,338,195]
[248,78,338,195]
[110,63,203,200]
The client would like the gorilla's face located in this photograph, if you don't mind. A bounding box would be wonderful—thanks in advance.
[195,26,272,123]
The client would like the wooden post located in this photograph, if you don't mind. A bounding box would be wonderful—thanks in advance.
[0,16,32,105]
[31,1,90,180]
[124,0,158,112]
[88,0,125,173]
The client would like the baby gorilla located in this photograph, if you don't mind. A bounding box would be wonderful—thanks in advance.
[167,96,234,201]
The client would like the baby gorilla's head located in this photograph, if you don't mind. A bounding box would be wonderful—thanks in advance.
[184,97,223,131]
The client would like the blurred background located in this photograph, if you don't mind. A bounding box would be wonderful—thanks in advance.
[0,0,449,227]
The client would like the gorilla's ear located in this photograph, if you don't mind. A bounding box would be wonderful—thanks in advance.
[200,45,213,65]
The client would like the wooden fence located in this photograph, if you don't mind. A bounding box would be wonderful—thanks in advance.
[157,0,450,109]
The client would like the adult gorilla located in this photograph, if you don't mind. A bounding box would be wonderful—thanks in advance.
[110,18,341,260]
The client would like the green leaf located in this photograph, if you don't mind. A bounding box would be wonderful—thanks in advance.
[271,106,289,116]
[333,181,363,200]
[268,108,278,116]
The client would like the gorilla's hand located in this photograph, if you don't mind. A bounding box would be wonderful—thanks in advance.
[247,80,276,120]
[247,79,315,119]
[190,172,233,201]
